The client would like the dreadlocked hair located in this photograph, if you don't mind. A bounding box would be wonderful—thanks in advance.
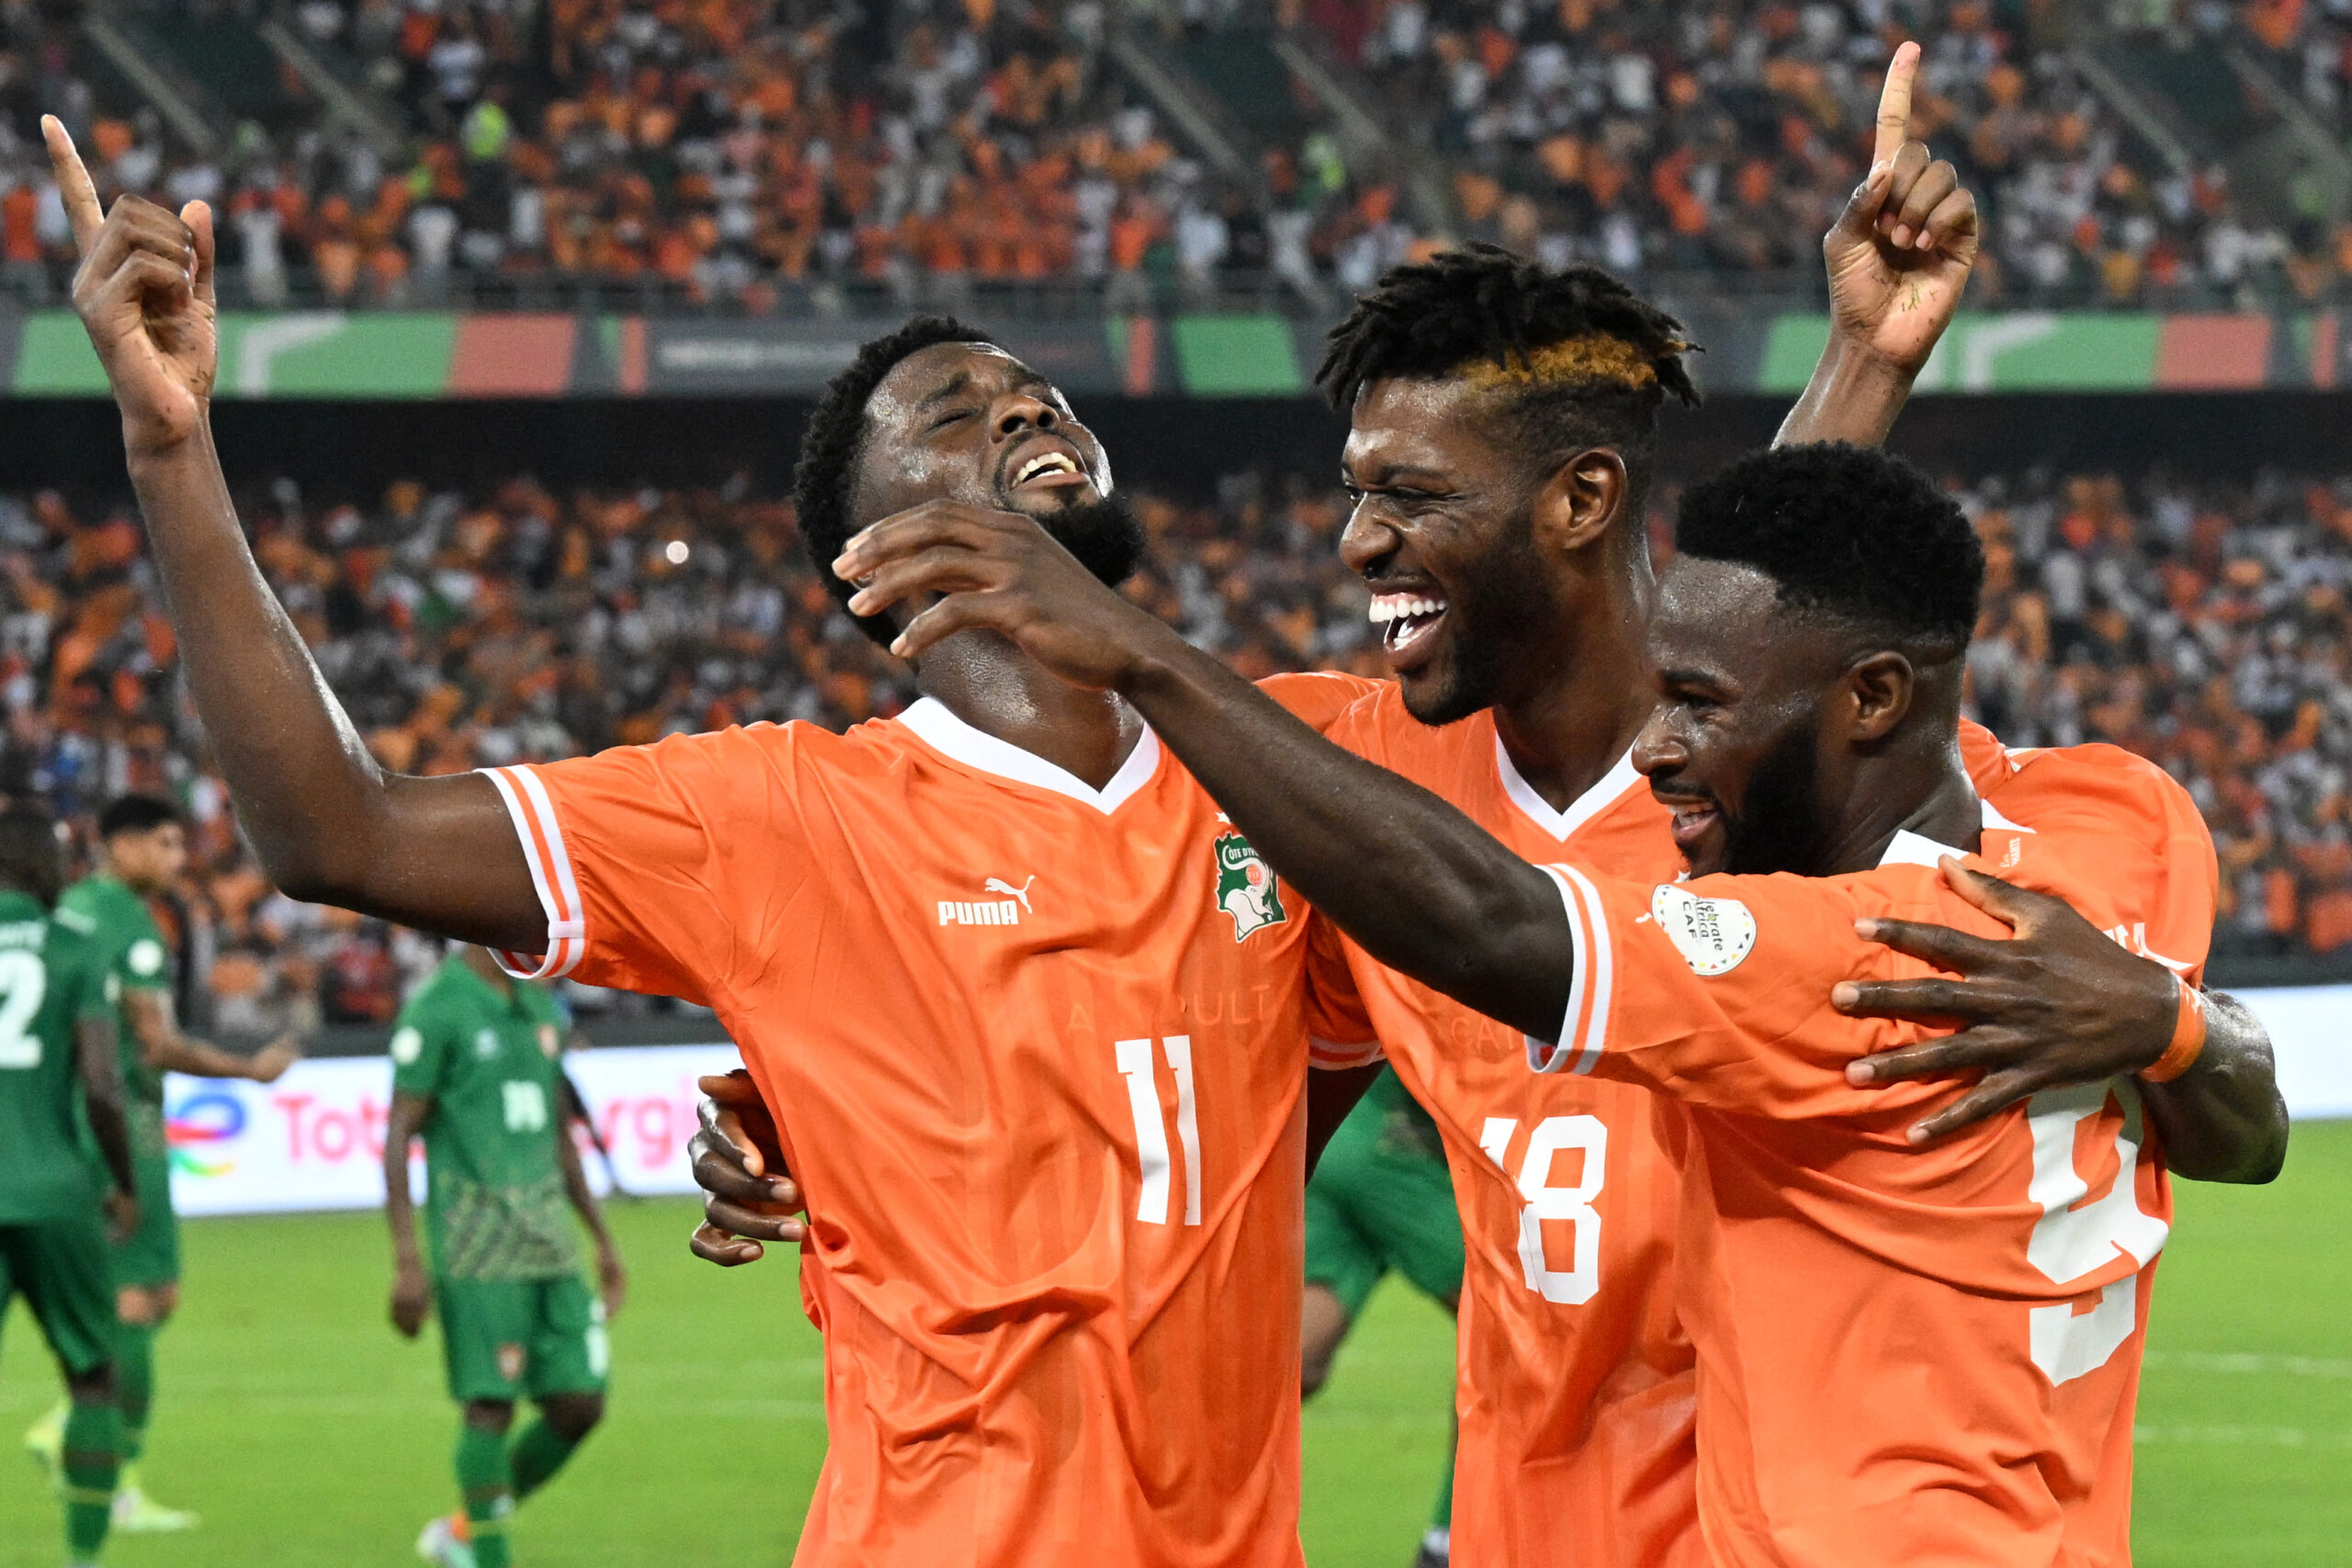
[1317,245,1701,517]
[794,312,992,647]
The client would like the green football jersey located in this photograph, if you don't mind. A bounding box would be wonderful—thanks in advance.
[390,953,579,1281]
[1362,1063,1444,1159]
[58,874,173,1112]
[0,889,116,1224]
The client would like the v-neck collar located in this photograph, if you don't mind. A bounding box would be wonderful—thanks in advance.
[1495,735,1647,843]
[899,696,1162,815]
[1879,798,2035,868]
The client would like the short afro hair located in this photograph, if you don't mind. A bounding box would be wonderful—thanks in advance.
[0,799,62,907]
[1317,245,1700,517]
[97,793,185,840]
[793,313,992,647]
[1673,443,1984,658]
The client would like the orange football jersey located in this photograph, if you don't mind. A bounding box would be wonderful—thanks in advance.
[1323,686,1703,1568]
[1536,742,2214,1568]
[482,678,1376,1568]
[1319,691,2056,1568]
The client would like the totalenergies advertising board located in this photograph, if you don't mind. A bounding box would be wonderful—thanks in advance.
[164,1044,741,1216]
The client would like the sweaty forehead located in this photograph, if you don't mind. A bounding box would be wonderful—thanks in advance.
[1651,557,1829,677]
[869,341,1052,422]
[1343,376,1516,475]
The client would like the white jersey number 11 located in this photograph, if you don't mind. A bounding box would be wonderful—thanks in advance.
[1116,1036,1203,1226]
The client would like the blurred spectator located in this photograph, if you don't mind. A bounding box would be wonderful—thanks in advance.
[1,453,2346,1031]
[0,0,2312,309]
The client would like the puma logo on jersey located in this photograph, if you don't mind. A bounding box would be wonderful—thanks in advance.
[983,875,1036,912]
[941,877,1033,927]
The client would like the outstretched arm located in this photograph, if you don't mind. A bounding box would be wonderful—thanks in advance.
[836,502,1577,1040]
[126,989,300,1082]
[1835,863,2290,1180]
[1777,41,1978,449]
[41,118,542,953]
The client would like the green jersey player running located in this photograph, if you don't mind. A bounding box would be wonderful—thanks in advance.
[25,793,300,1532]
[1303,1067,1464,1568]
[0,800,139,1567]
[387,947,628,1568]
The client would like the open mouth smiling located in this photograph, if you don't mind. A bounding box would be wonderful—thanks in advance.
[1368,592,1452,660]
[1001,437,1091,495]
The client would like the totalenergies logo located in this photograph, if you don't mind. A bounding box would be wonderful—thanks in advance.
[164,1089,246,1178]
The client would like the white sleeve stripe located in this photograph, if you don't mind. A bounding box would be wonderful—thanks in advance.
[1309,1035,1386,1069]
[1552,862,1613,1075]
[1526,865,1591,1074]
[480,766,586,981]
[508,764,585,932]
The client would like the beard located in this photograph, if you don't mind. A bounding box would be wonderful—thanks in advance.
[1399,514,1551,728]
[1026,491,1147,591]
[1716,712,1832,876]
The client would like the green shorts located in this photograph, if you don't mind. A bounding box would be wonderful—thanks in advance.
[436,1273,608,1404]
[1305,1086,1464,1319]
[108,1148,178,1291]
[0,1214,118,1377]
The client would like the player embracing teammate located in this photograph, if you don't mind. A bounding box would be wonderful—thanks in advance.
[40,31,2287,1567]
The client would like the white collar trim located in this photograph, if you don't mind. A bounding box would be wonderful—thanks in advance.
[898,697,1162,815]
[1879,798,2036,868]
[1495,739,1646,843]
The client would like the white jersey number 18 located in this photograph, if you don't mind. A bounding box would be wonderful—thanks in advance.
[1479,1113,1608,1304]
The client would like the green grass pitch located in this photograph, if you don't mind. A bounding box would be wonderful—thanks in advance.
[3,1122,2346,1566]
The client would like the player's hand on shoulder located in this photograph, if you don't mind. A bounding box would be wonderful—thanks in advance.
[1832,860,2178,1144]
[390,1258,433,1337]
[40,116,218,455]
[1823,40,1979,378]
[832,500,1173,686]
[105,1190,140,1246]
[687,1069,805,1267]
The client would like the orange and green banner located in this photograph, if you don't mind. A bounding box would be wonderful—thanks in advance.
[0,306,2335,399]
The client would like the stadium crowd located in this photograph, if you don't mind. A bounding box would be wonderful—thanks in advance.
[0,454,2342,1036]
[0,0,2332,310]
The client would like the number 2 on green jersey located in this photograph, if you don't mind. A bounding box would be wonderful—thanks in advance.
[0,950,47,1069]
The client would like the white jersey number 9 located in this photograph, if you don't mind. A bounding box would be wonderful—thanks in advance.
[2024,1080,2169,1385]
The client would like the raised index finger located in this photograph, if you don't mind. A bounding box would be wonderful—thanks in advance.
[1873,40,1921,168]
[39,115,105,254]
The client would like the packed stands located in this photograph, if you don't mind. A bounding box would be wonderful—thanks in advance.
[0,0,2322,310]
[0,455,2345,1034]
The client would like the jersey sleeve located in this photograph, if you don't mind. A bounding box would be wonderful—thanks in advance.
[113,904,171,995]
[389,992,456,1100]
[2090,747,2219,987]
[1531,862,1978,1119]
[70,936,113,1026]
[480,727,798,1003]
[1302,911,1383,1071]
[1956,716,2017,795]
